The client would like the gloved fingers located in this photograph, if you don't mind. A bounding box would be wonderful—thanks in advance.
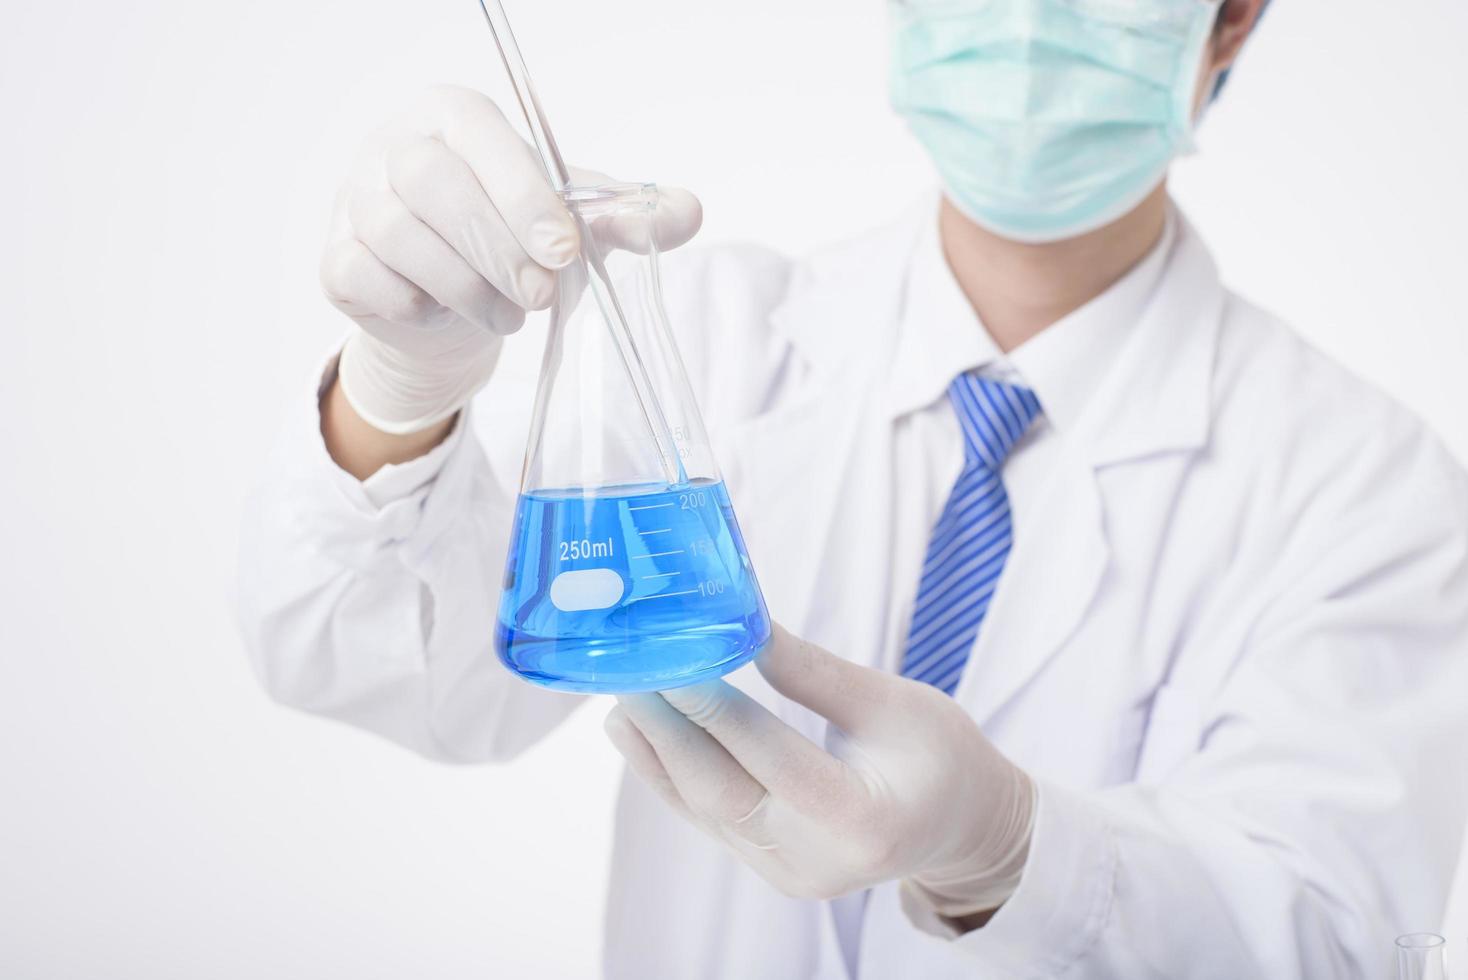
[649,185,703,251]
[319,236,437,328]
[604,706,702,827]
[385,136,558,311]
[656,679,853,814]
[348,187,523,336]
[717,826,806,886]
[715,825,864,903]
[565,165,614,187]
[420,85,579,271]
[615,693,770,831]
[608,707,793,868]
[608,708,812,894]
[755,623,893,739]
[565,166,703,255]
[600,184,702,255]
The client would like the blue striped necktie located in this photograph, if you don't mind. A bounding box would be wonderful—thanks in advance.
[902,374,1043,696]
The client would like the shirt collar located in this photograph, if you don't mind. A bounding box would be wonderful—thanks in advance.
[883,203,1178,435]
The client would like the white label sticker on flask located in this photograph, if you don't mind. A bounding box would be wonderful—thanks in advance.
[550,568,625,612]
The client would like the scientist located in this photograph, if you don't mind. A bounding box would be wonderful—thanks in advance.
[239,0,1468,976]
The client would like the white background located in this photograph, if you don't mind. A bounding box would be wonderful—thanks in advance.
[2,0,1466,976]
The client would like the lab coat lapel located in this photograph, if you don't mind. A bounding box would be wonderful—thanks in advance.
[722,393,866,642]
[955,214,1224,725]
[955,450,1108,725]
[721,209,926,665]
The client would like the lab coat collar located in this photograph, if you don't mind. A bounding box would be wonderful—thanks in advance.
[882,201,1005,417]
[1068,210,1222,468]
[880,200,1176,432]
[767,195,1223,471]
[765,197,932,394]
[1004,212,1177,443]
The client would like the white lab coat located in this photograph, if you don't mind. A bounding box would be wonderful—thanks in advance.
[239,200,1468,979]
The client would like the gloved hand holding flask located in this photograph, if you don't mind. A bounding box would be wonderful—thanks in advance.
[607,625,1036,921]
[318,84,702,436]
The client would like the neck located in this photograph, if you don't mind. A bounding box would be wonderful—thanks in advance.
[939,186,1169,354]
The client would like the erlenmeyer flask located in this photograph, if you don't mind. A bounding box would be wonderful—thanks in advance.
[494,182,772,693]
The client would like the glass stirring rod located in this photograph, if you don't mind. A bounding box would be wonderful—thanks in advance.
[472,0,687,487]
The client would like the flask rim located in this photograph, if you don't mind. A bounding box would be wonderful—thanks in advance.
[559,181,658,216]
[1394,933,1446,950]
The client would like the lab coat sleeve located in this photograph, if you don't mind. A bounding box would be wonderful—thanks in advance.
[903,462,1468,978]
[236,353,581,763]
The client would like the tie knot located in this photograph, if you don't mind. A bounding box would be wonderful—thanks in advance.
[948,374,1043,471]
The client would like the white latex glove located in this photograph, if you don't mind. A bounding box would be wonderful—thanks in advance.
[319,84,703,434]
[605,624,1036,919]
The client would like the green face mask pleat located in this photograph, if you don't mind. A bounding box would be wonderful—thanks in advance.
[890,0,1219,243]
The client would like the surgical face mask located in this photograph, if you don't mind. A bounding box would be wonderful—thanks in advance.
[889,0,1221,243]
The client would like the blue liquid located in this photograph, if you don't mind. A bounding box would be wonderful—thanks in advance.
[494,479,772,693]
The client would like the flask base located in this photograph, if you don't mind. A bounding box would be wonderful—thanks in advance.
[496,634,765,694]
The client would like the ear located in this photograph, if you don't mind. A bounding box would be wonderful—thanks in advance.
[1209,0,1268,73]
